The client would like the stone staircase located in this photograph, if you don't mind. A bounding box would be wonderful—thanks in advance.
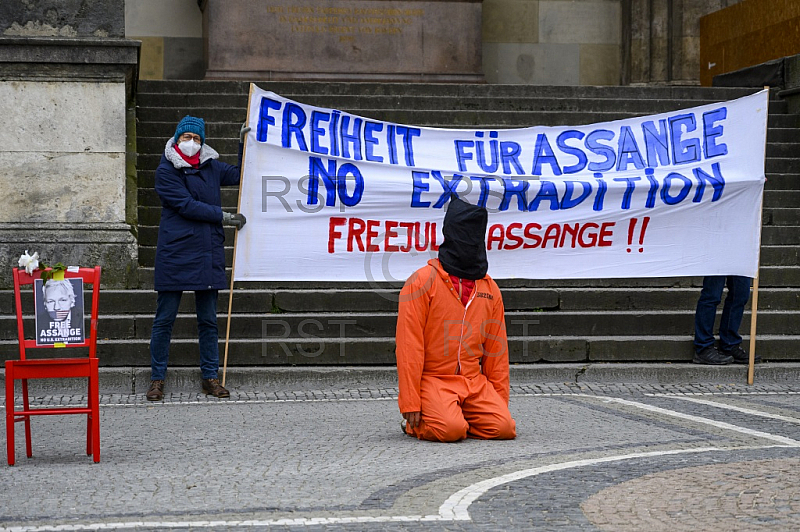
[4,81,797,367]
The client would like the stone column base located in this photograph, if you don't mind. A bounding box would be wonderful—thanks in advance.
[0,223,138,289]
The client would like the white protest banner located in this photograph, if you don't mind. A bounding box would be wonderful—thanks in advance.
[234,85,767,282]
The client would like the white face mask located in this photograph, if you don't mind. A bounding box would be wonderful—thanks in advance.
[178,139,201,157]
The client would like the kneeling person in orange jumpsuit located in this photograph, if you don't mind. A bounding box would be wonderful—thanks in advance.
[396,198,516,442]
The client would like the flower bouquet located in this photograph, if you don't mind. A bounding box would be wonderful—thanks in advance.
[18,250,68,283]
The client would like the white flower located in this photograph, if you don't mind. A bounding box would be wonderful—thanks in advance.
[18,250,40,275]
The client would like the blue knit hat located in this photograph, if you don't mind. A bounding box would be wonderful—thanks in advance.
[174,115,205,144]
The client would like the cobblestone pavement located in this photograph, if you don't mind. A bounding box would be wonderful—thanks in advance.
[2,381,800,531]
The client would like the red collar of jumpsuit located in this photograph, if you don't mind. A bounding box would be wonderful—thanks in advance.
[395,258,510,414]
[449,275,475,305]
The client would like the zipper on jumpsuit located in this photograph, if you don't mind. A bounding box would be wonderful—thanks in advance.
[455,287,476,375]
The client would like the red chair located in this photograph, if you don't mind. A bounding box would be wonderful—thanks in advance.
[5,266,101,465]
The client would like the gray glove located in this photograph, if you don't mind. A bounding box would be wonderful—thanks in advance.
[240,123,251,143]
[222,211,247,229]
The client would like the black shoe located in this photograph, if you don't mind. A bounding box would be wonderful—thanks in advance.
[146,380,164,401]
[202,378,230,398]
[693,346,733,365]
[723,345,761,364]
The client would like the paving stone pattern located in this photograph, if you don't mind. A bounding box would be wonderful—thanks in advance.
[2,381,800,531]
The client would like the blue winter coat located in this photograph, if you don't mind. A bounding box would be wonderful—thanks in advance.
[154,139,242,291]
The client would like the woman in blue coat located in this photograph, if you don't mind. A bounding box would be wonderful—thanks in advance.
[146,115,248,401]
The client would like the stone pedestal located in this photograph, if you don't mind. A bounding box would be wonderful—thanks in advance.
[0,36,140,288]
[200,0,484,82]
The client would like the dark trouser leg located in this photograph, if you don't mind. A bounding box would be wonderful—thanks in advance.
[718,276,752,351]
[150,291,183,380]
[694,276,725,352]
[195,289,220,380]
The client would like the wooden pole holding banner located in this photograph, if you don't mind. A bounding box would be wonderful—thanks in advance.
[747,275,760,385]
[747,86,770,385]
[222,83,255,387]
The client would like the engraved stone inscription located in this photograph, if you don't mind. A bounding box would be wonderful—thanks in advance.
[202,0,483,81]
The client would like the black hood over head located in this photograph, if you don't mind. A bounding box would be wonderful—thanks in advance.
[437,196,489,280]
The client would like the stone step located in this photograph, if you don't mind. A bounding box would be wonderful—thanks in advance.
[135,187,239,211]
[133,184,799,215]
[134,133,800,160]
[764,174,800,190]
[131,244,800,271]
[137,172,800,200]
[130,273,694,290]
[133,221,800,249]
[764,158,800,174]
[766,129,800,143]
[133,135,800,160]
[133,111,800,135]
[133,242,800,269]
[137,92,777,108]
[131,149,800,177]
[765,143,800,158]
[762,226,800,245]
[764,189,800,206]
[137,80,762,100]
[5,309,800,343]
[765,209,800,226]
[138,93,789,115]
[135,94,791,116]
[131,265,800,289]
[134,170,800,192]
[0,289,271,316]
[553,286,800,311]
[2,334,798,366]
[4,286,796,316]
[761,245,800,264]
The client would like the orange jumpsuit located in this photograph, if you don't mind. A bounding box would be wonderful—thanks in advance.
[396,258,516,442]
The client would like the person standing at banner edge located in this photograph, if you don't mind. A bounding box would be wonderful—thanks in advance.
[146,115,250,401]
[395,196,516,442]
[693,275,761,365]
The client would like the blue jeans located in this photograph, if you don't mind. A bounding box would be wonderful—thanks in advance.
[149,290,220,380]
[693,276,751,353]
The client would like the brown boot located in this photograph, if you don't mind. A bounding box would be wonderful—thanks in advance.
[146,380,164,401]
[202,378,230,398]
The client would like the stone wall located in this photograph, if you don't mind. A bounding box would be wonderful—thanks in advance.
[201,0,483,82]
[626,0,743,85]
[129,0,625,85]
[483,0,621,85]
[0,0,124,38]
[125,0,204,80]
[0,1,140,288]
[127,0,781,86]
